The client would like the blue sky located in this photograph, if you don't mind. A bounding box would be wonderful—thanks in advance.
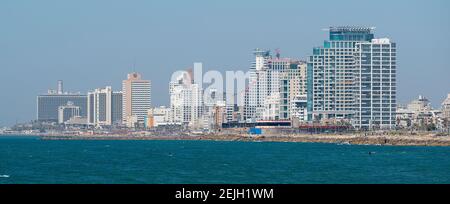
[1,0,449,126]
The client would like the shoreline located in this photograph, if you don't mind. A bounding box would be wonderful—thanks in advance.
[25,133,450,147]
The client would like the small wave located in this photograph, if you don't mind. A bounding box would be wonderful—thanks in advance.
[0,175,10,178]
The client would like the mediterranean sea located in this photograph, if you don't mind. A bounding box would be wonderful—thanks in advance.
[1,135,449,184]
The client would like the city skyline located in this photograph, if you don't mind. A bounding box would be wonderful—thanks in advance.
[1,0,450,126]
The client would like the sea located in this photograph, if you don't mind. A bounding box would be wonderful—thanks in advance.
[1,135,450,184]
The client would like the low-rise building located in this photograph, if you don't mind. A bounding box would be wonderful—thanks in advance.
[442,94,450,120]
[146,106,173,128]
[396,95,446,131]
[262,93,281,121]
[58,101,80,124]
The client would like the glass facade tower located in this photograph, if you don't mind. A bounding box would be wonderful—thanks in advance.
[37,94,87,122]
[308,26,396,130]
[308,26,374,122]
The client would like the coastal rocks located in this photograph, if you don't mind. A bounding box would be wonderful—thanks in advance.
[39,134,450,147]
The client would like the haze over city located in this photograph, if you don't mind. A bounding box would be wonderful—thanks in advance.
[1,0,449,126]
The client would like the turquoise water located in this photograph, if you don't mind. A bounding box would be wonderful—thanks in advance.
[0,135,450,184]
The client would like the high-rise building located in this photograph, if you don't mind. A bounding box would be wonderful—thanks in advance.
[280,61,308,120]
[169,72,203,126]
[58,101,80,124]
[37,81,87,122]
[212,101,227,129]
[87,86,123,126]
[244,49,304,121]
[307,26,396,129]
[308,27,375,123]
[203,88,221,129]
[122,73,151,127]
[441,94,450,120]
[111,92,123,125]
[245,49,271,121]
[353,38,397,129]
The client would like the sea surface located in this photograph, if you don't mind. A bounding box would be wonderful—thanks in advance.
[1,135,450,184]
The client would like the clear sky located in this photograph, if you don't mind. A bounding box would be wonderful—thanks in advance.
[1,0,449,126]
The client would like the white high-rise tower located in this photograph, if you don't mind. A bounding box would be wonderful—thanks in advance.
[353,38,397,129]
[87,86,123,126]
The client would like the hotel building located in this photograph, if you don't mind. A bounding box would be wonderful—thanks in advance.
[37,81,87,122]
[308,26,396,129]
[87,86,123,126]
[169,72,204,126]
[122,73,152,127]
[353,38,397,129]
